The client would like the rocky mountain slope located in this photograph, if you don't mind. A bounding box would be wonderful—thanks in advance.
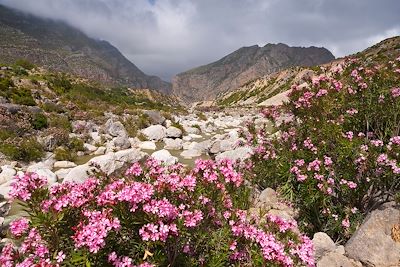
[215,36,400,108]
[0,4,171,94]
[172,43,335,103]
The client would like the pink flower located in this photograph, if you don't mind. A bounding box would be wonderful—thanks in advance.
[341,218,350,228]
[56,251,66,263]
[391,87,400,98]
[9,217,29,237]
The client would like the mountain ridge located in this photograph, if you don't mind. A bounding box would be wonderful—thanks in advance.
[172,43,335,103]
[0,4,172,94]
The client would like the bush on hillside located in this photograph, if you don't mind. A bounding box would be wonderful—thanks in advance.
[247,55,400,241]
[0,137,44,162]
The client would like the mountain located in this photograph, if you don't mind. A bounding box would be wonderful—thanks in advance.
[0,4,171,93]
[214,36,400,108]
[172,43,335,103]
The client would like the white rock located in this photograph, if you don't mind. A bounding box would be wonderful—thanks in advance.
[54,168,71,180]
[141,125,166,141]
[151,149,178,165]
[90,132,102,144]
[0,166,16,185]
[94,146,107,155]
[53,161,77,169]
[26,165,57,184]
[188,133,202,139]
[139,141,157,150]
[215,146,252,162]
[84,143,97,152]
[183,126,200,135]
[104,119,128,137]
[63,164,92,183]
[313,232,337,260]
[163,138,183,150]
[182,136,192,141]
[180,149,202,159]
[166,126,182,138]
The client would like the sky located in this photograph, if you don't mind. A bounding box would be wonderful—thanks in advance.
[1,0,399,81]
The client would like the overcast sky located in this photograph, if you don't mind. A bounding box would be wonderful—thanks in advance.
[1,0,399,81]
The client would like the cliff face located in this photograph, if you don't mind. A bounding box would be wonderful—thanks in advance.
[172,43,335,103]
[0,5,171,93]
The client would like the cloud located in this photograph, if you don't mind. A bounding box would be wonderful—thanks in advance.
[1,0,399,81]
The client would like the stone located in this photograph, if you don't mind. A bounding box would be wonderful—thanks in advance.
[143,110,166,125]
[256,188,278,207]
[312,232,337,260]
[84,143,97,152]
[345,202,400,267]
[94,146,107,155]
[113,136,131,149]
[104,118,128,137]
[166,126,182,138]
[188,133,202,139]
[141,125,166,141]
[90,131,102,144]
[0,166,16,185]
[53,161,77,169]
[209,140,222,154]
[163,138,183,150]
[180,149,202,159]
[183,126,200,135]
[193,140,211,153]
[62,164,92,183]
[139,141,157,150]
[151,150,178,166]
[54,168,71,180]
[215,146,252,162]
[26,166,57,185]
[182,136,192,141]
[317,252,362,267]
[37,134,58,151]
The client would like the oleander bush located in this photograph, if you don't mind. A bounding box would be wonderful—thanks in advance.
[0,159,314,266]
[247,55,400,242]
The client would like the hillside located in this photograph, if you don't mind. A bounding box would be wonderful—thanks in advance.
[172,43,335,103]
[0,4,171,94]
[216,36,400,108]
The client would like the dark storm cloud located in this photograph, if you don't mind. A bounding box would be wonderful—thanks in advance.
[1,0,399,81]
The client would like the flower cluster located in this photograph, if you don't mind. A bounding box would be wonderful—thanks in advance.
[1,158,314,266]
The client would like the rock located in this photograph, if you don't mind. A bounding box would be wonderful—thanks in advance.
[0,200,11,217]
[209,140,222,154]
[193,140,211,153]
[90,149,146,175]
[94,146,107,155]
[166,126,182,138]
[215,146,252,162]
[143,110,166,125]
[256,188,278,207]
[138,141,157,150]
[345,202,400,267]
[0,166,16,185]
[163,138,183,150]
[84,143,97,152]
[37,134,58,151]
[90,131,102,144]
[53,161,77,169]
[151,150,178,165]
[165,119,172,128]
[77,151,85,157]
[182,136,192,141]
[183,126,200,135]
[113,136,131,149]
[317,252,362,267]
[180,149,202,159]
[312,232,337,260]
[141,125,166,141]
[104,118,127,137]
[62,164,92,183]
[0,183,11,200]
[54,168,71,180]
[188,133,202,139]
[26,166,57,185]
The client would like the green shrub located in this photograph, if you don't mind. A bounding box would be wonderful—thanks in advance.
[14,59,35,70]
[68,137,84,152]
[11,87,36,106]
[196,112,207,121]
[31,113,48,130]
[248,54,400,242]
[49,115,72,131]
[0,137,44,162]
[54,147,76,161]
